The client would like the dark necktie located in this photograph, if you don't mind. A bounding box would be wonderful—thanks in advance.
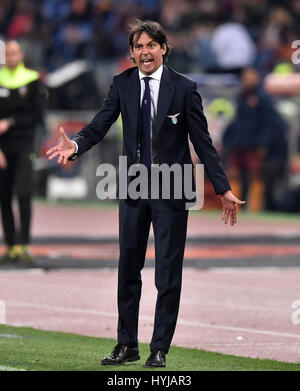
[140,77,152,168]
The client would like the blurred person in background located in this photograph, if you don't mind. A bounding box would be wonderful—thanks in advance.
[0,40,46,265]
[222,67,286,211]
[255,7,298,75]
[262,108,288,211]
[210,16,256,74]
[1,0,299,74]
[3,0,43,70]
[5,0,37,40]
[46,0,96,69]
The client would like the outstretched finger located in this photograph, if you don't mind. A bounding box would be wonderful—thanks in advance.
[233,196,246,205]
[57,153,63,164]
[59,126,68,141]
[46,146,58,156]
[224,209,229,224]
[46,144,63,155]
[48,151,61,160]
[230,209,237,225]
[221,209,225,221]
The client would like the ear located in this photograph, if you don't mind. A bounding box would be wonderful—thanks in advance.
[161,43,167,55]
[129,46,134,57]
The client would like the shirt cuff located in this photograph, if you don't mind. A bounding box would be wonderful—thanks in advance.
[68,140,78,161]
[71,141,78,153]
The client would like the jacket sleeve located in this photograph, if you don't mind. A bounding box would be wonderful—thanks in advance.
[71,76,121,157]
[186,82,231,195]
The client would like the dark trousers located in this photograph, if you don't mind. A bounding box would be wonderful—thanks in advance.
[117,198,189,353]
[0,149,33,246]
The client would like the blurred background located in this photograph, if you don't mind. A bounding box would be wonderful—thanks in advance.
[1,0,300,212]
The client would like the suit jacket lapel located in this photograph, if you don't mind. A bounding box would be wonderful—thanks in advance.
[126,67,140,132]
[156,65,174,137]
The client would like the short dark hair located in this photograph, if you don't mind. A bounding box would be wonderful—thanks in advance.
[128,20,170,63]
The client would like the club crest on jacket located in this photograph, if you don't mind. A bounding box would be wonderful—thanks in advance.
[167,113,180,125]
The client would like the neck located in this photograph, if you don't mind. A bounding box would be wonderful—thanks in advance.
[139,64,163,77]
[6,62,23,71]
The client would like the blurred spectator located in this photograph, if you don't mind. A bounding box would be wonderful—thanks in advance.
[262,105,288,211]
[255,7,299,75]
[166,29,195,73]
[45,0,96,70]
[0,40,46,264]
[160,0,192,29]
[2,0,42,69]
[279,135,300,212]
[0,0,298,75]
[192,19,218,72]
[222,67,287,211]
[0,1,14,37]
[6,0,38,40]
[93,0,145,60]
[210,20,256,74]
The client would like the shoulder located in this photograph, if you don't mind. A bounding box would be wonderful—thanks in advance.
[0,65,40,89]
[21,66,40,88]
[24,67,39,80]
[165,65,196,88]
[113,66,138,81]
[0,67,6,87]
[256,88,273,105]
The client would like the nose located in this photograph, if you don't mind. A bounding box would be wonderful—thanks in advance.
[141,47,150,56]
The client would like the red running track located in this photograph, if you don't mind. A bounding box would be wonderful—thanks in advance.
[0,267,300,363]
[6,242,300,260]
[4,203,299,239]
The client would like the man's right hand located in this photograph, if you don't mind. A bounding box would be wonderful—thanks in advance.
[0,149,7,170]
[46,126,76,165]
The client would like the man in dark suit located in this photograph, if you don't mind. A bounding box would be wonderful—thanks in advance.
[47,20,244,368]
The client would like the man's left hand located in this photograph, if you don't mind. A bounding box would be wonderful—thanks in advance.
[219,190,245,226]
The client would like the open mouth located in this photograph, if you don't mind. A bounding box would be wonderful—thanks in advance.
[141,58,154,65]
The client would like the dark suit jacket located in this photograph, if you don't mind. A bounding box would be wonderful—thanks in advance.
[72,65,231,206]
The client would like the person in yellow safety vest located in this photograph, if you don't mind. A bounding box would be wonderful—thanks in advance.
[0,40,46,266]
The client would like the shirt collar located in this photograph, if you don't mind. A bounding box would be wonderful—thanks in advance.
[138,64,164,82]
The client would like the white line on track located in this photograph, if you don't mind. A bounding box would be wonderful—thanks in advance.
[0,365,26,371]
[5,299,300,340]
[0,269,45,274]
[178,342,300,347]
[180,297,290,313]
[178,319,300,339]
[0,267,300,274]
[0,270,295,313]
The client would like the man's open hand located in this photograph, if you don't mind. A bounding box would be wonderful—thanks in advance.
[220,190,245,226]
[46,126,76,165]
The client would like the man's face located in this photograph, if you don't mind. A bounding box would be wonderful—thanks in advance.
[5,41,23,69]
[241,68,259,91]
[130,31,166,75]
